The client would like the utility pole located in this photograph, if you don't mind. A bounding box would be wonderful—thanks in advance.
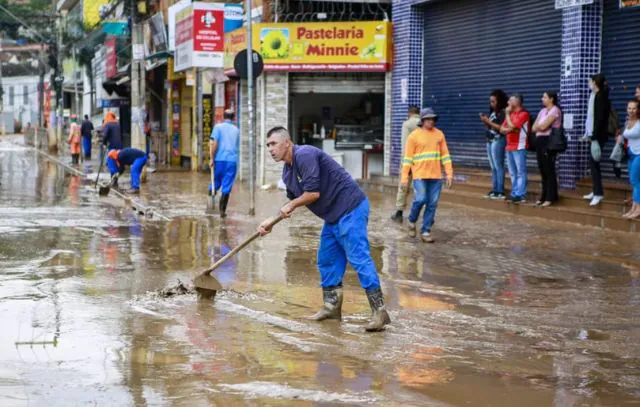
[196,68,203,170]
[56,11,65,152]
[0,31,5,136]
[246,0,256,216]
[38,44,45,129]
[72,46,79,119]
[130,0,145,150]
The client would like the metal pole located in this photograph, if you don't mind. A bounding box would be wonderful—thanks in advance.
[196,68,203,170]
[56,12,64,152]
[38,44,44,128]
[130,0,144,150]
[72,46,80,118]
[0,31,4,136]
[246,0,256,216]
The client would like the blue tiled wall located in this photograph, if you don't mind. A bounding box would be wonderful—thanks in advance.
[390,0,425,176]
[558,2,602,189]
[391,0,603,187]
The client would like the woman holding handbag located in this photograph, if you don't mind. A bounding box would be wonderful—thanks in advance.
[532,91,562,207]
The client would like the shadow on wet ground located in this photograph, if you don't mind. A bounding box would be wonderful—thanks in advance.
[1,135,639,406]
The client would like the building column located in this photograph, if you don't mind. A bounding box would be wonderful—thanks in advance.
[390,0,425,177]
[558,1,602,189]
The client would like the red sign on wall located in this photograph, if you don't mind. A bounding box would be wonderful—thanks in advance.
[105,36,117,78]
[193,8,224,52]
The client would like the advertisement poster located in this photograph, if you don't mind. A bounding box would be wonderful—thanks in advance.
[168,0,191,51]
[174,5,194,72]
[223,28,246,73]
[224,3,243,33]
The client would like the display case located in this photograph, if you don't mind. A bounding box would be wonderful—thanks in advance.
[334,124,384,151]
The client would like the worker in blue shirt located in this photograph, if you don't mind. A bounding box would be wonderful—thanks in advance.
[209,109,240,218]
[107,148,147,194]
[257,126,391,332]
[102,111,122,151]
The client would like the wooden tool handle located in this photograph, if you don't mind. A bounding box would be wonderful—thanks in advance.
[198,214,285,277]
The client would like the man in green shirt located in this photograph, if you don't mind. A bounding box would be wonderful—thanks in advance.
[391,106,421,222]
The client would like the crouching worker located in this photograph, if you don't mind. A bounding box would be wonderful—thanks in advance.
[107,148,147,194]
[258,126,391,332]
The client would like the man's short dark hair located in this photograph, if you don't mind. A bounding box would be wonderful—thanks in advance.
[408,106,420,115]
[511,93,524,105]
[84,115,89,120]
[223,110,234,120]
[266,126,289,139]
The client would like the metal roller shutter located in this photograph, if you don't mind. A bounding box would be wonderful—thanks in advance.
[290,72,385,94]
[601,0,640,179]
[422,0,562,168]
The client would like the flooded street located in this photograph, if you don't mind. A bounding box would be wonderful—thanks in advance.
[1,135,639,406]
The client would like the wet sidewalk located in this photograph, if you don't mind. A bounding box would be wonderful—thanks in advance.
[1,135,640,406]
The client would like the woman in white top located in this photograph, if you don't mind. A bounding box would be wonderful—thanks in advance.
[620,99,640,218]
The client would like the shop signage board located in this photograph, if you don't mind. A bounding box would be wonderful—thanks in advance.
[224,3,243,33]
[223,27,247,73]
[168,0,191,52]
[105,36,117,78]
[620,0,640,8]
[223,21,391,73]
[175,2,225,72]
[555,0,594,9]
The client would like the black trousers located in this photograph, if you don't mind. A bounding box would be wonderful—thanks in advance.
[589,140,605,196]
[535,136,558,202]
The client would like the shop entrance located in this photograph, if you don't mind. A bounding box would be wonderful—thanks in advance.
[289,73,385,180]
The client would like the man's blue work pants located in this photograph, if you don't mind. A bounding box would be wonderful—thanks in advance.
[209,160,237,195]
[316,198,381,290]
[130,156,147,190]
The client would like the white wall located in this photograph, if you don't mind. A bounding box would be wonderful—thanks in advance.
[1,75,40,127]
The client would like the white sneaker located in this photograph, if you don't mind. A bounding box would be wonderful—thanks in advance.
[583,192,594,200]
[589,195,603,206]
[421,232,435,243]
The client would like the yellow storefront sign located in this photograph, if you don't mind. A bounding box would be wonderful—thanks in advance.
[83,0,110,29]
[224,21,391,73]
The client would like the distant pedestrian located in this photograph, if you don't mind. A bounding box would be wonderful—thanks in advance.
[102,111,122,151]
[259,126,390,332]
[635,85,640,103]
[401,108,453,243]
[582,74,610,206]
[621,99,640,219]
[480,89,508,200]
[80,115,94,159]
[500,94,530,203]
[66,115,81,165]
[532,91,562,207]
[209,109,240,218]
[107,148,147,194]
[391,106,421,222]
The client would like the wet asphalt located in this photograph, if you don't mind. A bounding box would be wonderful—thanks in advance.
[0,135,639,406]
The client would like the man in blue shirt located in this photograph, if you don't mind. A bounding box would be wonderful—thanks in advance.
[258,126,391,332]
[209,110,240,218]
[107,148,147,194]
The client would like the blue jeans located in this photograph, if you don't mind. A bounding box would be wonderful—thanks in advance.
[130,156,147,190]
[507,150,528,198]
[629,150,640,204]
[487,137,506,194]
[209,160,238,195]
[408,179,443,234]
[317,198,381,290]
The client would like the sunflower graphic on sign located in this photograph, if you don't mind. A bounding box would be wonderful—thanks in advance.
[260,28,290,59]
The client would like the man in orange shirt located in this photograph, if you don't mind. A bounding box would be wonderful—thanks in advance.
[401,108,453,243]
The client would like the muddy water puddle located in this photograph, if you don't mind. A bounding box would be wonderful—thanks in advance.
[1,136,639,406]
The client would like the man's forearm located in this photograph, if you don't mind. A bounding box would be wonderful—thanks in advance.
[291,191,320,209]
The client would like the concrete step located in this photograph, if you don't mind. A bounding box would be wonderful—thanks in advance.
[359,179,639,233]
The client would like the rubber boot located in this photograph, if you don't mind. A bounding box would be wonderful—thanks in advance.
[390,210,403,223]
[309,285,343,321]
[219,193,230,218]
[364,287,391,332]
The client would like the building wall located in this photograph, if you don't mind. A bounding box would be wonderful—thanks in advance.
[0,75,40,127]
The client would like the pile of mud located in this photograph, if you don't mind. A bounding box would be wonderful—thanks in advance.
[158,280,194,297]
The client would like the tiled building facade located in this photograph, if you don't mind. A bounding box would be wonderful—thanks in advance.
[391,0,606,188]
